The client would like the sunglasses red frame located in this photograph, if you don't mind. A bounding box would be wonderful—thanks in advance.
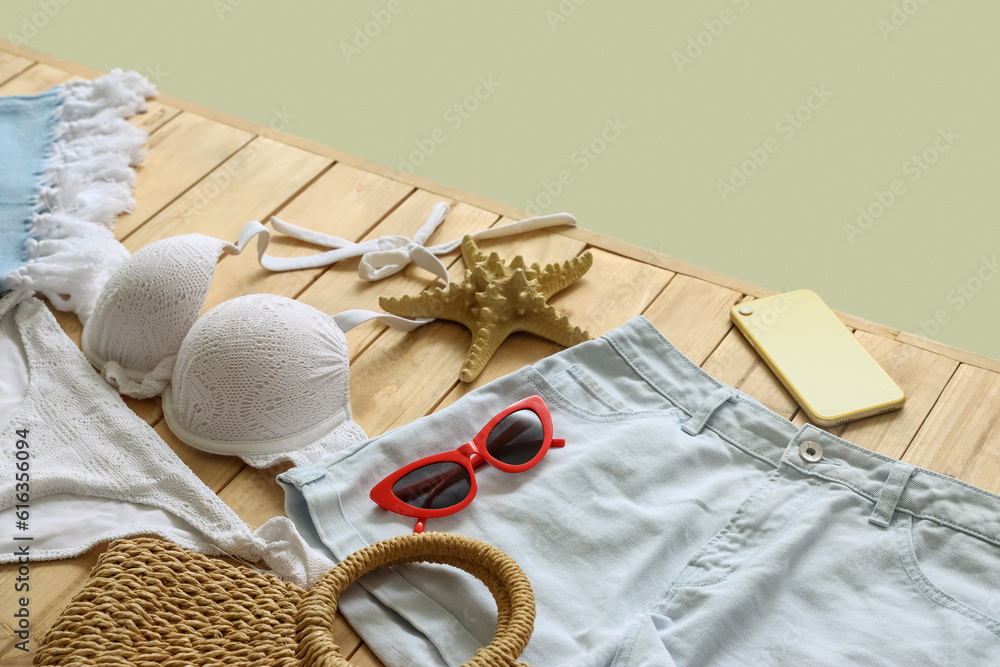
[370,395,565,533]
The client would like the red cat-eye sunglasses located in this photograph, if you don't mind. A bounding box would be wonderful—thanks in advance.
[370,395,565,533]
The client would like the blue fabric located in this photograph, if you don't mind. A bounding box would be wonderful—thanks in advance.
[279,316,1000,666]
[0,89,60,291]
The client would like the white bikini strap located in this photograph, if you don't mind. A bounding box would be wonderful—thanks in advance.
[255,203,578,287]
[229,219,271,259]
[426,211,578,255]
[332,310,432,333]
[230,220,434,333]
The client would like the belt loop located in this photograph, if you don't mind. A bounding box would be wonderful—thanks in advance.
[869,461,916,528]
[682,386,737,436]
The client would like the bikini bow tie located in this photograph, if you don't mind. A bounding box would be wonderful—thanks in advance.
[247,202,578,287]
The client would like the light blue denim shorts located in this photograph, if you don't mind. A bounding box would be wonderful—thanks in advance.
[278,316,1000,666]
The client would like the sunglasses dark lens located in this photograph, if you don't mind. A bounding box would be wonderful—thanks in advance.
[485,409,546,466]
[391,462,471,511]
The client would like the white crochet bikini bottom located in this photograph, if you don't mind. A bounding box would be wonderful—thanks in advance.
[0,291,333,588]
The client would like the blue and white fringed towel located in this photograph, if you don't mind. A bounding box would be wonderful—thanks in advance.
[0,69,155,320]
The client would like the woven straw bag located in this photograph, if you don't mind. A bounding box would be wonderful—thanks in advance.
[37,532,535,666]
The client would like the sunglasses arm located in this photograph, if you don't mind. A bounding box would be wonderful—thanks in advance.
[552,438,565,448]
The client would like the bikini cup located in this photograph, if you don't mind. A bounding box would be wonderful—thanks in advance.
[80,223,421,466]
[82,231,245,399]
[162,293,353,456]
[81,205,579,464]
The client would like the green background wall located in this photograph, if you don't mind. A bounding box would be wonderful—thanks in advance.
[3,1,997,358]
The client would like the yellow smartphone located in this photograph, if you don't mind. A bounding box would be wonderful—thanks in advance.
[729,289,904,427]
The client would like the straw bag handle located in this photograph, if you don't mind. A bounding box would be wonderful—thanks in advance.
[295,532,536,667]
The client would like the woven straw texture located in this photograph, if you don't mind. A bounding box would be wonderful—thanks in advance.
[37,533,535,667]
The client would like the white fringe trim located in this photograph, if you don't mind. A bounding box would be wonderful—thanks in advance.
[4,69,156,322]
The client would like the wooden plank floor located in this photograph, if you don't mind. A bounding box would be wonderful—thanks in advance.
[2,43,1000,666]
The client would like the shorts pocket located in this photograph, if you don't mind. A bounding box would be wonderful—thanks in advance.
[529,362,636,419]
[895,513,1000,637]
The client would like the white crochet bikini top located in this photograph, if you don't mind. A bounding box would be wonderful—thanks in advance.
[81,204,576,466]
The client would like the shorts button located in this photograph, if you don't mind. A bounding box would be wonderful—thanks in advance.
[799,440,823,463]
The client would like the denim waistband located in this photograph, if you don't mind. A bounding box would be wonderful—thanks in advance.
[600,316,1000,548]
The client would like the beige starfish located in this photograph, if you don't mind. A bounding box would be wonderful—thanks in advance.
[380,236,593,382]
